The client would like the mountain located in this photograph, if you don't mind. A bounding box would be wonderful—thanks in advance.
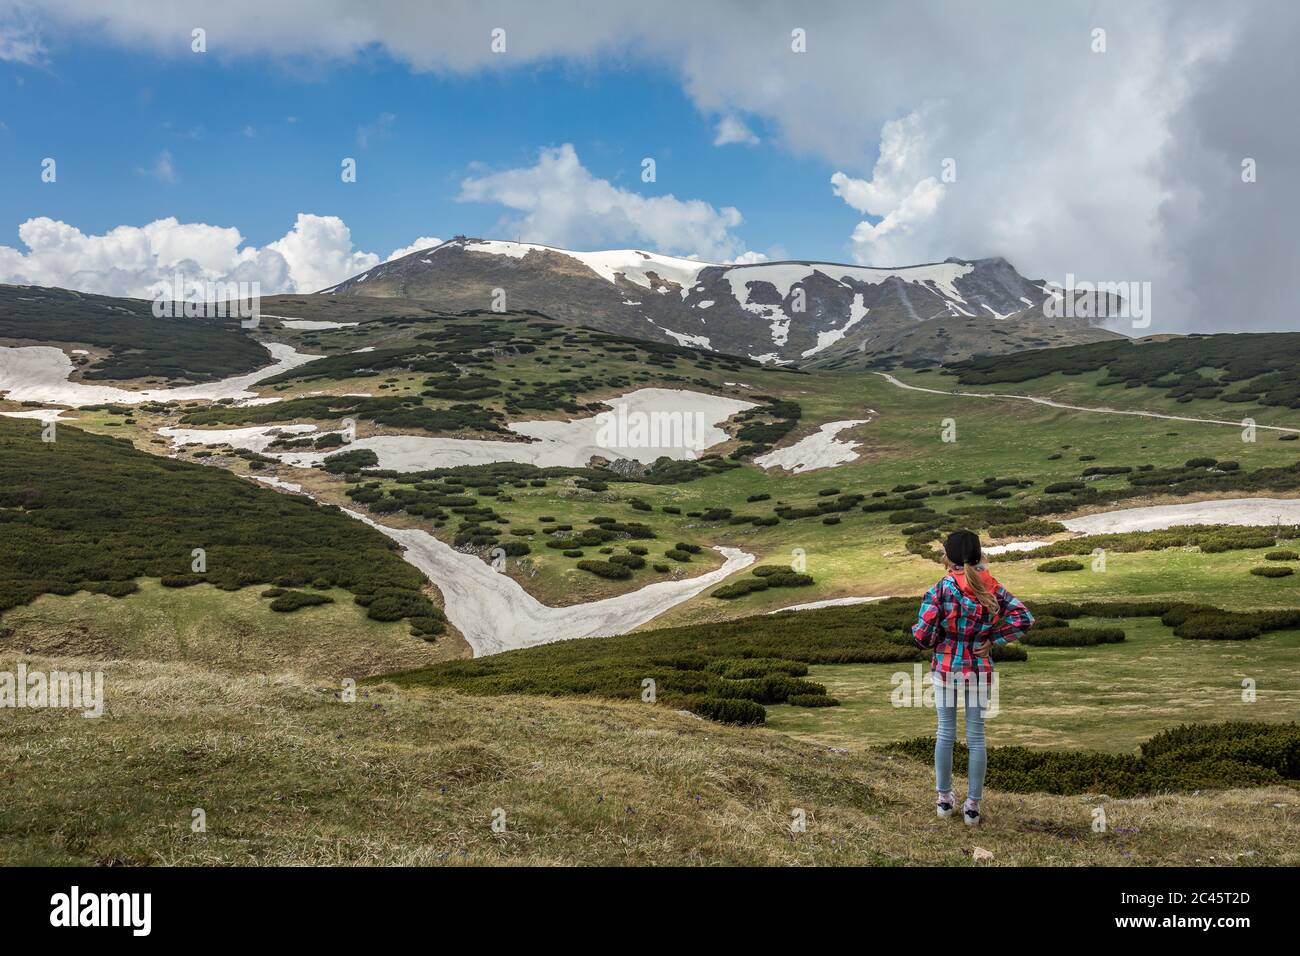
[320,237,1123,366]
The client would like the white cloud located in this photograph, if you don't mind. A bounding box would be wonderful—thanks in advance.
[713,114,758,147]
[11,0,1298,330]
[267,214,379,294]
[458,143,751,261]
[0,213,384,297]
[830,109,947,265]
[145,148,176,183]
[0,15,43,64]
[725,251,768,265]
[386,236,443,261]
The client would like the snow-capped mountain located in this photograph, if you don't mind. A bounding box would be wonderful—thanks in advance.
[320,237,1120,365]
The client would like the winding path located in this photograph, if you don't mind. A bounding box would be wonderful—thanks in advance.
[873,372,1300,434]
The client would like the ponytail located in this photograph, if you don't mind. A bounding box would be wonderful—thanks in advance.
[963,561,998,614]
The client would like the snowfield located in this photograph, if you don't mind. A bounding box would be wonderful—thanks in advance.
[768,596,887,613]
[985,497,1300,555]
[275,318,359,330]
[755,418,871,474]
[351,509,754,656]
[0,342,319,406]
[1061,497,1300,534]
[161,387,756,472]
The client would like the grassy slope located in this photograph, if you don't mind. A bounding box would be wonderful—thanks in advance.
[3,646,1295,866]
[888,363,1300,431]
[26,314,1300,619]
[5,318,1300,864]
[766,616,1300,751]
[0,579,467,680]
[0,283,270,383]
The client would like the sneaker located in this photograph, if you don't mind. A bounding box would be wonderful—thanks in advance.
[936,790,956,819]
[963,799,981,827]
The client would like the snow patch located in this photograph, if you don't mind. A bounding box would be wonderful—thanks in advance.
[0,343,320,407]
[755,419,870,474]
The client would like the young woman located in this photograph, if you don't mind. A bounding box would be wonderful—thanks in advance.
[911,530,1033,826]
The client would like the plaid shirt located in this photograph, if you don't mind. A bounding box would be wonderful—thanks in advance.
[912,574,1033,684]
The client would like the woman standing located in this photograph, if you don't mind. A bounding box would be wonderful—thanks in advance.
[912,530,1034,826]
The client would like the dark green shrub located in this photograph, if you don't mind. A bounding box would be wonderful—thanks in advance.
[1250,565,1294,578]
[683,697,766,725]
[576,560,633,580]
[269,590,335,612]
[160,574,204,588]
[705,657,809,679]
[1174,614,1262,640]
[1037,559,1085,573]
[1021,627,1125,646]
[883,721,1300,796]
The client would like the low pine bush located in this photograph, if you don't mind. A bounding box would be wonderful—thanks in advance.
[883,721,1300,796]
[576,560,633,580]
[1021,627,1125,647]
[1250,565,1294,578]
[1037,559,1085,573]
[1173,613,1261,641]
[682,697,766,725]
[268,590,335,613]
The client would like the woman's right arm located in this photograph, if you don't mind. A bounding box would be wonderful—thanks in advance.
[988,586,1034,645]
[912,583,944,649]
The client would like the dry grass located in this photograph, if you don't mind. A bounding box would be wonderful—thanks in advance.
[2,645,1295,866]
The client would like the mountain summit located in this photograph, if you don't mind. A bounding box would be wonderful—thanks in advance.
[320,237,1120,365]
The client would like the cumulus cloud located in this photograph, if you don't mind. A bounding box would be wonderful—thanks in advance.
[713,114,758,147]
[10,0,1300,330]
[830,109,946,265]
[264,215,379,294]
[386,236,444,261]
[458,143,750,261]
[0,213,385,297]
[725,251,769,265]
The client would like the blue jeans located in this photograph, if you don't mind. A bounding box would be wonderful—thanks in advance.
[934,677,987,802]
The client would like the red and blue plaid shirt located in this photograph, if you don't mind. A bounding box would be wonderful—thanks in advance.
[912,574,1033,684]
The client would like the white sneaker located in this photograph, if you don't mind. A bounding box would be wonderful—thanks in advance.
[963,799,981,827]
[936,790,956,818]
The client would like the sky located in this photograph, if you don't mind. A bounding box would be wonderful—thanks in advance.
[0,0,1296,334]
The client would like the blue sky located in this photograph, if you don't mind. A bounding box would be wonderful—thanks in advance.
[0,39,852,261]
[0,1,1294,332]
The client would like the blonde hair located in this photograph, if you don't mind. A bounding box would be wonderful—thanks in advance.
[963,562,998,614]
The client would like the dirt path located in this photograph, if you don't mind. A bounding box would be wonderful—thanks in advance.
[873,372,1300,434]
